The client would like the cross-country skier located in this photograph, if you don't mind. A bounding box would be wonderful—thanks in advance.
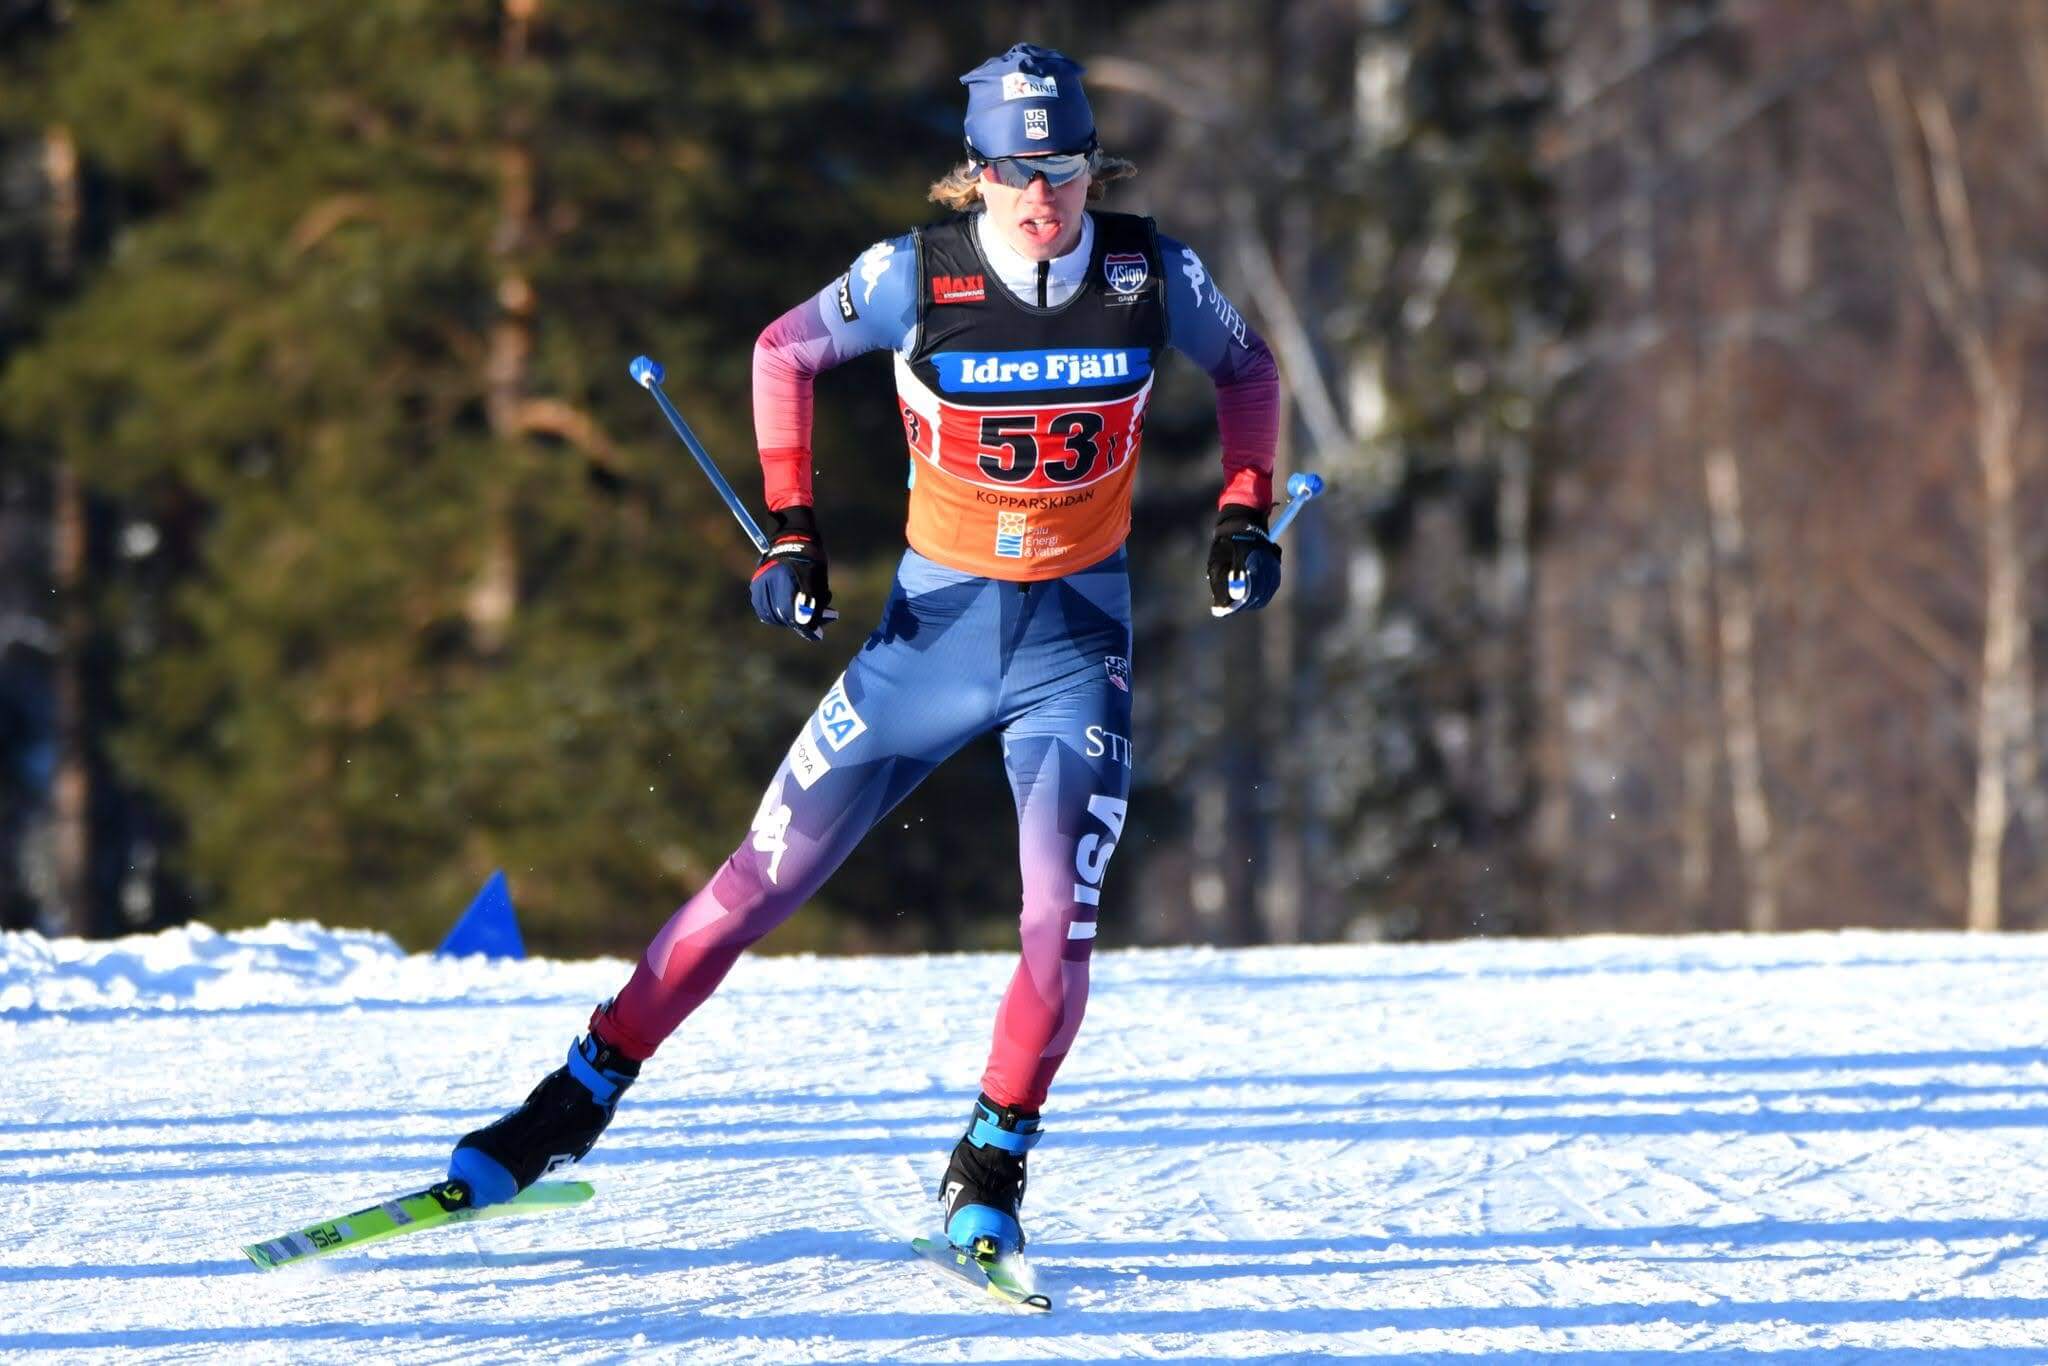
[449,42,1282,1263]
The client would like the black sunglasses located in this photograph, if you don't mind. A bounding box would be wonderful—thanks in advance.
[965,140,1101,189]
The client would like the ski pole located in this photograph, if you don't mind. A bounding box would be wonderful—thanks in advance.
[1216,470,1326,615]
[628,355,839,633]
[628,355,769,553]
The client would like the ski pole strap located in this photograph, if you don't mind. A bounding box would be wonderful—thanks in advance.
[970,1101,1044,1154]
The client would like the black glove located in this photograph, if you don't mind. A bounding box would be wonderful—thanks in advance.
[749,505,834,641]
[1207,503,1283,616]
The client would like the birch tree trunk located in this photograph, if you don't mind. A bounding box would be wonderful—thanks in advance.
[1868,45,2030,932]
[1964,377,2024,932]
[1702,433,1778,932]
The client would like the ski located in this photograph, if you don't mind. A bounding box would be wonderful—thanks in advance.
[910,1234,1053,1311]
[241,1179,594,1271]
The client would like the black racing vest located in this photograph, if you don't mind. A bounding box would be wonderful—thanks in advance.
[892,211,1168,579]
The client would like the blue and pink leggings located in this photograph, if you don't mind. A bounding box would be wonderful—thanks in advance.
[592,548,1134,1112]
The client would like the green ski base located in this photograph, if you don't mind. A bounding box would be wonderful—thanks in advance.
[910,1234,1053,1311]
[242,1179,594,1271]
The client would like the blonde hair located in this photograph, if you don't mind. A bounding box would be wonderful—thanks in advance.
[927,153,1138,212]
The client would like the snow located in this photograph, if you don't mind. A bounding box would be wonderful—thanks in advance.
[6,922,2048,1362]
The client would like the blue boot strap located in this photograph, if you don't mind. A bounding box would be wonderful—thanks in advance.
[969,1111,1043,1155]
[566,1036,631,1105]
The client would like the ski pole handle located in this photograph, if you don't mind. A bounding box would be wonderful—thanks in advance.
[1214,472,1327,617]
[629,355,769,555]
[1268,470,1325,541]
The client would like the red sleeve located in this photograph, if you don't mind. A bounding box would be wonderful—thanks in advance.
[1214,333,1279,512]
[751,298,831,511]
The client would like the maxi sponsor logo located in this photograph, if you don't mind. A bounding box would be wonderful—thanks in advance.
[931,273,986,304]
[814,673,868,752]
[934,348,1149,393]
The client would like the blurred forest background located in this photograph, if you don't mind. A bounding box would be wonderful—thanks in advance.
[3,0,2046,955]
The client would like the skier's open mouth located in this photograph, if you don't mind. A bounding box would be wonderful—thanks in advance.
[1018,215,1063,246]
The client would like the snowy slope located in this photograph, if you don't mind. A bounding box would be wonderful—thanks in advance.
[6,922,2048,1362]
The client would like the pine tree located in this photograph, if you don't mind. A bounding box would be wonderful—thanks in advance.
[1,2,949,951]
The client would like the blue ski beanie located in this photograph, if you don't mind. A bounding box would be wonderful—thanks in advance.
[960,44,1095,158]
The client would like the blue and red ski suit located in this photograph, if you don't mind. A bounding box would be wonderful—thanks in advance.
[593,208,1278,1111]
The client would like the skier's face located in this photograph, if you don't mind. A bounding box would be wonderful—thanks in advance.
[979,159,1090,261]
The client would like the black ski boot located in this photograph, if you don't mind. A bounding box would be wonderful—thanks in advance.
[449,1033,639,1206]
[939,1092,1042,1258]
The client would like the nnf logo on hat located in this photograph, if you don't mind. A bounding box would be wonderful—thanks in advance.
[1002,71,1058,100]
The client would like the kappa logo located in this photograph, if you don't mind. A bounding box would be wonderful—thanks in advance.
[1177,246,1247,345]
[1001,71,1058,101]
[857,239,895,305]
[995,510,1027,558]
[750,776,792,884]
[1179,246,1208,310]
[932,273,987,304]
[1103,252,1148,295]
[1104,655,1130,692]
[1023,108,1050,140]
